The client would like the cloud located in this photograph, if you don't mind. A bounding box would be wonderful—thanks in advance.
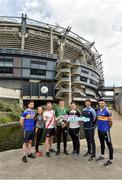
[0,0,122,86]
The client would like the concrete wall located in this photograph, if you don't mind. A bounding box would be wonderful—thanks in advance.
[115,93,122,115]
[119,94,122,114]
[0,80,21,89]
[0,87,21,99]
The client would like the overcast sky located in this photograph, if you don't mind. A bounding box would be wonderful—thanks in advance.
[0,0,122,86]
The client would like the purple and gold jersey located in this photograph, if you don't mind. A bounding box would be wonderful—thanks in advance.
[97,107,111,132]
[21,109,35,131]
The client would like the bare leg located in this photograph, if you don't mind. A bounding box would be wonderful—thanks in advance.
[28,141,32,154]
[50,136,54,149]
[22,143,28,156]
[45,137,50,152]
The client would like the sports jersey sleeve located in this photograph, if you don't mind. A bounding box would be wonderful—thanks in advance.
[21,111,27,119]
[108,111,111,117]
[55,108,58,117]
[66,108,69,115]
[76,110,81,117]
[91,108,96,121]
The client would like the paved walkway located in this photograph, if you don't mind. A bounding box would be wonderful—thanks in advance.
[0,110,122,179]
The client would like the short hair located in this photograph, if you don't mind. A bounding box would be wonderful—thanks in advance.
[59,99,64,102]
[70,101,76,105]
[85,99,91,103]
[27,100,34,105]
[47,101,52,105]
[98,99,105,102]
[37,106,42,109]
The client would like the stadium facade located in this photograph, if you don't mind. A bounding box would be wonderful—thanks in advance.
[0,14,104,106]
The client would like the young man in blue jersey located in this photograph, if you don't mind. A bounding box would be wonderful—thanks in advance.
[20,100,36,162]
[96,99,113,166]
[82,99,96,161]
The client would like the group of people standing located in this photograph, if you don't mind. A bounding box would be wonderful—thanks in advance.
[20,98,113,166]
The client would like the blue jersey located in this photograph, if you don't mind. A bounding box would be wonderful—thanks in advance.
[97,107,111,132]
[21,109,35,131]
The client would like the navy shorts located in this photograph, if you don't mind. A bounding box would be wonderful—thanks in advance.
[45,128,55,137]
[23,130,35,143]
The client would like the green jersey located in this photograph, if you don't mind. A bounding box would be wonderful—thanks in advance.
[55,107,69,126]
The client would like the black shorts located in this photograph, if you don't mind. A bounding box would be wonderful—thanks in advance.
[45,128,55,137]
[23,130,35,143]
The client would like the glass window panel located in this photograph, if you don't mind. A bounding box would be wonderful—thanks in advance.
[0,62,4,66]
[90,79,97,86]
[31,75,38,78]
[47,61,54,70]
[46,71,53,79]
[39,61,47,65]
[0,67,4,73]
[80,76,87,82]
[82,70,89,74]
[31,69,46,76]
[13,68,21,77]
[5,62,13,67]
[31,83,39,96]
[38,75,45,79]
[4,67,13,74]
[38,69,46,76]
[22,81,30,96]
[22,69,30,77]
[31,63,38,69]
[39,64,46,69]
[14,58,21,67]
[23,58,30,68]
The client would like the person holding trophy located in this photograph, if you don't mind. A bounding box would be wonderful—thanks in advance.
[55,99,69,155]
[68,102,81,159]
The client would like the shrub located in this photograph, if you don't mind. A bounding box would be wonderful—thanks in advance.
[0,102,23,123]
[0,102,12,112]
[0,117,13,124]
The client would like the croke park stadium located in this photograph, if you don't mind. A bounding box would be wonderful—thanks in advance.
[0,14,104,106]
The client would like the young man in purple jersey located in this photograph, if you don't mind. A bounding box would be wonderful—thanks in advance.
[20,100,36,162]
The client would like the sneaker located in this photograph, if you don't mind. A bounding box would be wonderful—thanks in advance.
[35,152,43,157]
[71,150,75,155]
[28,153,36,159]
[38,151,43,155]
[46,152,50,157]
[73,153,79,159]
[96,156,105,161]
[64,150,69,155]
[22,155,28,163]
[83,152,91,157]
[104,160,112,166]
[88,156,96,161]
[49,148,56,153]
[56,151,60,156]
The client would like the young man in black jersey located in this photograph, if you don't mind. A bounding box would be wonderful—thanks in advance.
[82,99,96,161]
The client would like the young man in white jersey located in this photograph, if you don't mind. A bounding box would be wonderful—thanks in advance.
[43,102,56,157]
[68,102,81,159]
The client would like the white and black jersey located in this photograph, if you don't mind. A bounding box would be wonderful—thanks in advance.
[68,109,81,129]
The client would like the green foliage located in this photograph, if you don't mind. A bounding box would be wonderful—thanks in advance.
[0,102,23,123]
[0,117,12,124]
[0,102,12,112]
